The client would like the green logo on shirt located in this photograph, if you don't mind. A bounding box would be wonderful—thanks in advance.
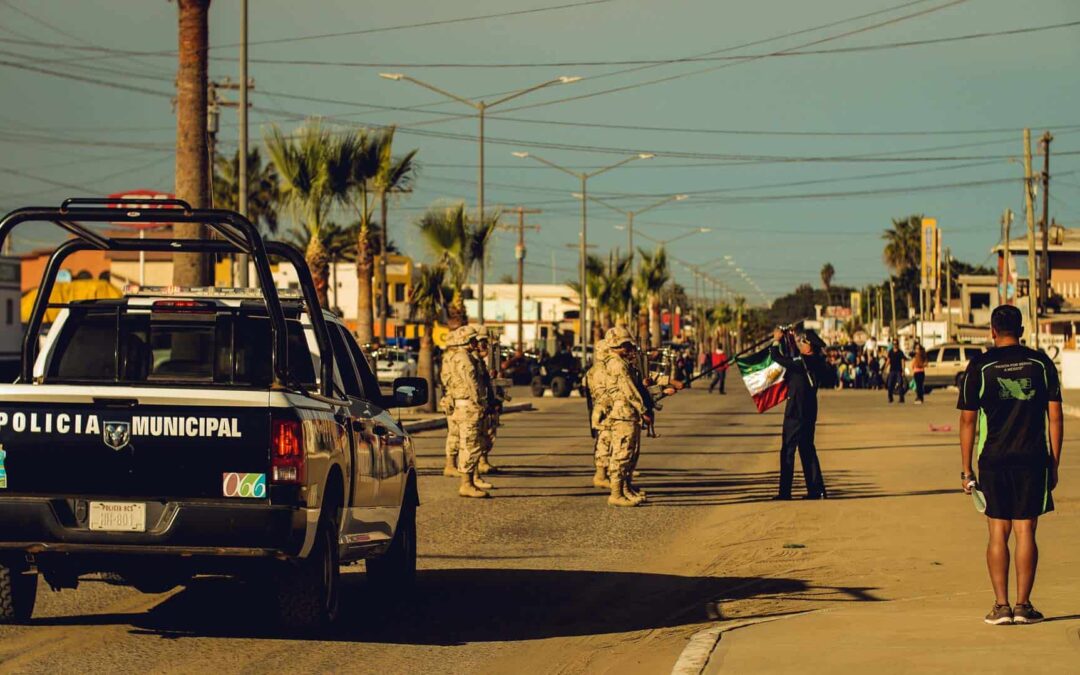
[998,377,1035,400]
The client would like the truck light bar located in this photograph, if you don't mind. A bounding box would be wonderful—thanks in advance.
[124,285,303,300]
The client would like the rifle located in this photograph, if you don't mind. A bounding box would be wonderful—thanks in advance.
[651,332,780,405]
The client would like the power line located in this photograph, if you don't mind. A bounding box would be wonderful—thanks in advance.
[183,20,1080,69]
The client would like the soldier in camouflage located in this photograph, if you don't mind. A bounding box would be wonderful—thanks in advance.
[602,327,648,507]
[440,327,470,477]
[585,337,613,489]
[472,327,501,475]
[443,326,492,498]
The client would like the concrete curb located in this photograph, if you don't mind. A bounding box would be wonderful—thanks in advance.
[402,402,535,434]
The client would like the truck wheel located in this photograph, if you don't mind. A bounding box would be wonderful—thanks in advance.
[0,558,37,623]
[530,376,546,398]
[551,375,570,398]
[272,513,340,629]
[366,490,417,590]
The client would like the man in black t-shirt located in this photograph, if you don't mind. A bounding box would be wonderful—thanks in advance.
[958,305,1063,626]
[886,340,907,403]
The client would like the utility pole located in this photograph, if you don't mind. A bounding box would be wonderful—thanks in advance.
[876,286,884,339]
[945,247,952,341]
[1023,128,1039,348]
[1001,208,1013,305]
[236,0,250,287]
[504,207,540,354]
[1040,131,1053,312]
[889,278,897,340]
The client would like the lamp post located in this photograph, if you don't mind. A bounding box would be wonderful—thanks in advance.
[634,226,712,247]
[572,192,688,329]
[380,73,581,324]
[512,152,654,365]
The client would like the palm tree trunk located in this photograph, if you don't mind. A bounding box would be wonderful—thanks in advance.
[418,328,435,412]
[379,190,389,344]
[649,294,662,349]
[447,290,466,329]
[305,235,330,308]
[637,306,648,347]
[356,223,375,344]
[173,0,211,287]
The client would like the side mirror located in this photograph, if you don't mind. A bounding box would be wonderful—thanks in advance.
[392,376,428,408]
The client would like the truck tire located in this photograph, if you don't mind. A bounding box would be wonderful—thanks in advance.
[530,376,546,398]
[550,375,570,398]
[0,558,37,623]
[272,513,340,630]
[366,489,417,590]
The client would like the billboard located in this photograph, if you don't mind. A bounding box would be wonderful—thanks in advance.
[920,217,938,290]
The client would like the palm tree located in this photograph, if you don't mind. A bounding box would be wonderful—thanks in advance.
[408,265,449,412]
[820,262,835,303]
[372,127,419,342]
[636,246,670,348]
[283,221,357,313]
[264,122,360,307]
[883,215,923,312]
[416,202,497,328]
[570,253,630,340]
[213,149,281,233]
[173,0,212,287]
[416,203,470,328]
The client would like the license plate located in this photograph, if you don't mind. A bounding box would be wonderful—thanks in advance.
[88,502,146,532]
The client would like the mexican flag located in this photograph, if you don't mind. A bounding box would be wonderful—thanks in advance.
[736,346,788,413]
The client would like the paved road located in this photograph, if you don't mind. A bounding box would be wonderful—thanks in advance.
[0,385,774,674]
[1,384,1076,674]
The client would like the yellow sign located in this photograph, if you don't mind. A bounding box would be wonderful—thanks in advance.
[921,218,938,290]
[850,291,861,317]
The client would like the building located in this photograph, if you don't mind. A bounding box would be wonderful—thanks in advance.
[993,225,1078,349]
[464,283,580,353]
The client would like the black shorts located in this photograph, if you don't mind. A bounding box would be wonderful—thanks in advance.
[978,464,1054,520]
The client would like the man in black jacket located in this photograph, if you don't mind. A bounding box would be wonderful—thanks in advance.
[770,328,828,500]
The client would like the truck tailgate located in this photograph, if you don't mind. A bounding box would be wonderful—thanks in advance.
[0,387,271,500]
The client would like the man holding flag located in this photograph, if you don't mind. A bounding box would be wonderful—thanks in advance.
[737,328,828,500]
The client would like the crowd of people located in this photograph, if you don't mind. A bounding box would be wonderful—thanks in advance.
[816,338,930,403]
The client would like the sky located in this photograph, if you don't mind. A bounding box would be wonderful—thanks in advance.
[1,0,1079,306]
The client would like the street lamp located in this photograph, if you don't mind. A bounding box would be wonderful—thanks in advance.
[635,226,712,247]
[512,151,654,365]
[380,73,581,324]
[572,192,688,331]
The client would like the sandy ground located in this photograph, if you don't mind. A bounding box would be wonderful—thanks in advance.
[0,382,1075,674]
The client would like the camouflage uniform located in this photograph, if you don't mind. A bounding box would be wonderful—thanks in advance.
[439,328,469,476]
[585,338,613,488]
[444,327,490,498]
[602,327,646,507]
[472,327,500,474]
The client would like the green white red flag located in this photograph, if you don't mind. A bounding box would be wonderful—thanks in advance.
[736,346,788,413]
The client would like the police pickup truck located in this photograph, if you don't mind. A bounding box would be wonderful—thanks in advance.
[0,199,426,628]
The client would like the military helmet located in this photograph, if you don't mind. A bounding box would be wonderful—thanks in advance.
[605,326,635,349]
[473,325,491,343]
[445,326,470,347]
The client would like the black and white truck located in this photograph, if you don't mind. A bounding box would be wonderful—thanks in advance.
[0,199,426,628]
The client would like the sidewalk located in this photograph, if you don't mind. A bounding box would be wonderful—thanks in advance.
[692,387,1080,674]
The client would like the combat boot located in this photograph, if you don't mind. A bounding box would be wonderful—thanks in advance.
[478,455,499,474]
[592,465,611,489]
[607,475,637,507]
[459,473,490,499]
[623,480,647,505]
[473,470,494,490]
[443,454,459,477]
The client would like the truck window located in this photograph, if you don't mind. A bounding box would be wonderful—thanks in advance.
[325,323,362,398]
[337,325,383,403]
[45,308,315,387]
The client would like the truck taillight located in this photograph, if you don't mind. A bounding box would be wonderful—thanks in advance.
[271,418,304,483]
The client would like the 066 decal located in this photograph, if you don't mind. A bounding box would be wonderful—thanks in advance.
[222,472,266,499]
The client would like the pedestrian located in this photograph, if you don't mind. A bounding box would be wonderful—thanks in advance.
[959,305,1063,625]
[444,326,491,498]
[602,327,648,507]
[585,337,613,489]
[886,339,907,404]
[471,327,500,479]
[912,344,928,404]
[770,328,827,500]
[439,327,468,477]
[707,345,728,394]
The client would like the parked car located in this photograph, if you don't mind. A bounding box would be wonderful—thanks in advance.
[923,342,987,388]
[531,349,581,397]
[374,347,417,385]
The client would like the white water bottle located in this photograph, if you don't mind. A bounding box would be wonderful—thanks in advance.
[968,480,986,514]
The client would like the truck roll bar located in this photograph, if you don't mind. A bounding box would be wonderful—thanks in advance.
[1,201,336,398]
